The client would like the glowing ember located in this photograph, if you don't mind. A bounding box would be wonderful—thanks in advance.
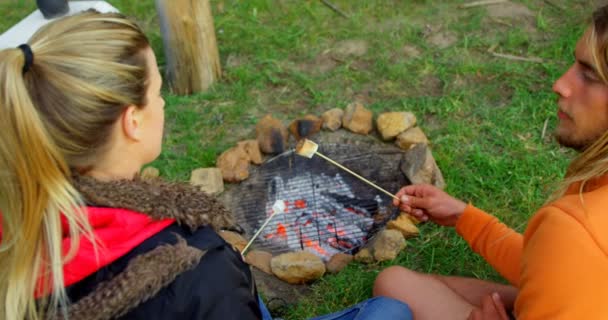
[257,172,382,261]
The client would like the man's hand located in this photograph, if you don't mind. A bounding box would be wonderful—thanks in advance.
[468,293,510,320]
[393,184,466,226]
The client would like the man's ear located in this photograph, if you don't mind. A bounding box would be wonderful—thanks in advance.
[121,105,143,141]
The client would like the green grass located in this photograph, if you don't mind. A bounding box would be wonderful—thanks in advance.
[0,0,593,318]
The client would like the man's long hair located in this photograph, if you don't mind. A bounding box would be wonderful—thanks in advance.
[550,5,608,201]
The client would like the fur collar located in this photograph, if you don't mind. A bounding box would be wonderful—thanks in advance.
[72,174,235,231]
[51,236,206,320]
[46,175,237,319]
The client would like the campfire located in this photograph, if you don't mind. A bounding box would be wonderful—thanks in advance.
[187,102,445,287]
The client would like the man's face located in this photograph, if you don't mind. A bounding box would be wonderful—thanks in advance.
[553,29,608,151]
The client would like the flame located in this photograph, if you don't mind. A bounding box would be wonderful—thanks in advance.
[294,199,307,209]
[264,222,288,240]
[302,235,328,256]
[277,223,287,239]
[327,224,346,237]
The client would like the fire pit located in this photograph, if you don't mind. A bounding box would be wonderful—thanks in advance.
[222,136,410,260]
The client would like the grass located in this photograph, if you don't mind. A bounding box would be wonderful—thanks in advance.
[0,0,592,318]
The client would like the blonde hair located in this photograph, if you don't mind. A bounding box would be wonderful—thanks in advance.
[549,5,608,202]
[0,12,150,319]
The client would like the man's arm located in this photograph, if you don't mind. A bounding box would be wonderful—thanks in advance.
[456,205,523,286]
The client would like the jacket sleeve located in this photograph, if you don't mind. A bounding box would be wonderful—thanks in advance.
[455,204,523,286]
[122,243,262,320]
[515,206,608,319]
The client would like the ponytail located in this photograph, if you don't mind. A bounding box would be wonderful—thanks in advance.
[0,11,149,319]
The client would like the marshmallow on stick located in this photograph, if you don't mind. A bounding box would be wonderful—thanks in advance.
[295,139,399,201]
[295,138,319,158]
[241,200,286,255]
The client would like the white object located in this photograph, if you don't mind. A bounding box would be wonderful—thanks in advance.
[242,200,285,255]
[0,1,119,50]
[271,200,286,214]
[295,139,319,158]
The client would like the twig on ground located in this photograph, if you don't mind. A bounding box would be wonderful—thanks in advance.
[459,0,507,9]
[488,46,545,63]
[320,0,349,18]
[490,52,544,63]
[541,118,549,140]
[490,17,512,27]
[487,43,499,53]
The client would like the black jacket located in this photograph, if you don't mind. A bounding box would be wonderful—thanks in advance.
[53,174,263,320]
[66,224,262,320]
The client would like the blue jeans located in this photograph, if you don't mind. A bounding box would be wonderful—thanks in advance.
[259,296,413,320]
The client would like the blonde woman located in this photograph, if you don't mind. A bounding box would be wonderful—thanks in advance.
[374,4,608,320]
[0,11,413,320]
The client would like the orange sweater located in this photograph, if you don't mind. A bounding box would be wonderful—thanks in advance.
[456,176,608,319]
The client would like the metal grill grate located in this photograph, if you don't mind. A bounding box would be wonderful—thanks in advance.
[226,143,409,260]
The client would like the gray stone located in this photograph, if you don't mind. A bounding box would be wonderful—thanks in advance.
[245,250,273,275]
[326,253,354,274]
[376,112,417,141]
[256,114,288,154]
[217,146,250,182]
[219,230,248,252]
[386,213,420,238]
[288,114,323,141]
[396,127,429,150]
[372,229,406,262]
[238,140,263,165]
[342,102,373,135]
[271,251,326,284]
[322,108,344,131]
[354,247,374,264]
[190,167,224,195]
[250,268,311,313]
[400,144,446,189]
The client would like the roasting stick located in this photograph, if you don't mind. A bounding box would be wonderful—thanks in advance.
[241,200,286,255]
[295,139,399,201]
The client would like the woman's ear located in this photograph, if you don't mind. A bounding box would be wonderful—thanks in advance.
[121,105,143,141]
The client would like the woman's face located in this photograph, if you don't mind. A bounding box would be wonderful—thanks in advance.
[139,47,165,164]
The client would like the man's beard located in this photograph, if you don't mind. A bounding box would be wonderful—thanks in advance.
[555,130,602,152]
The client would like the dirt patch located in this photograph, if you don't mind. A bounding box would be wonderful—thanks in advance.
[485,2,534,19]
[484,1,537,35]
[297,52,338,75]
[391,44,423,63]
[250,86,312,116]
[332,39,369,58]
[427,31,458,49]
[374,17,406,33]
[402,45,422,59]
[446,73,513,108]
[225,53,250,69]
[418,75,444,97]
[422,113,443,132]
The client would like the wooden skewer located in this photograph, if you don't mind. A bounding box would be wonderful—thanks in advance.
[313,151,399,201]
[241,200,285,255]
[295,139,399,200]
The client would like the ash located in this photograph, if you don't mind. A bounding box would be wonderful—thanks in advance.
[259,172,385,261]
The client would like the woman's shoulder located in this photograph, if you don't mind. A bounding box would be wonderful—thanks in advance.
[65,224,261,320]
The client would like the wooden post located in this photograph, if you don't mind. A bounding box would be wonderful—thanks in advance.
[156,0,222,95]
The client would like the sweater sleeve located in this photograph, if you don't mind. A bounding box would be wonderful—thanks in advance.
[515,207,608,319]
[455,204,523,286]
